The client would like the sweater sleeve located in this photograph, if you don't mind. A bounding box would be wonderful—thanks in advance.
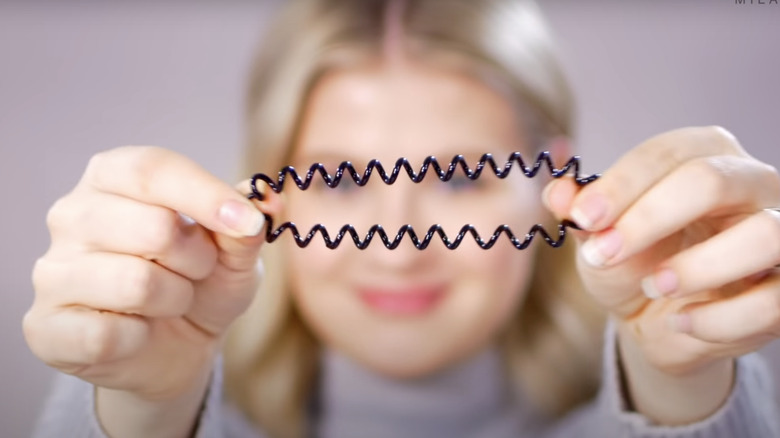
[30,354,263,438]
[30,370,111,438]
[545,318,780,438]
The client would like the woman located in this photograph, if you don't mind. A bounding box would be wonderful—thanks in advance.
[25,0,780,437]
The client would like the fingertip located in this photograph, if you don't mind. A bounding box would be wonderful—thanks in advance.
[641,268,679,300]
[570,191,610,231]
[545,176,579,221]
[641,275,663,300]
[218,200,265,237]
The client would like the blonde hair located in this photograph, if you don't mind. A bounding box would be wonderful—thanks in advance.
[225,1,605,437]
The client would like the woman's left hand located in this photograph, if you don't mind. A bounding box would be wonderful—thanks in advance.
[543,126,780,424]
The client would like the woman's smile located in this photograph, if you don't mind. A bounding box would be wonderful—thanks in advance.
[357,283,448,316]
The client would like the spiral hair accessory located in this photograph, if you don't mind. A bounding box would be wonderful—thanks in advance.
[248,151,599,250]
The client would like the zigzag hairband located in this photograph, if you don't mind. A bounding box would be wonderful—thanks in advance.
[247,151,599,250]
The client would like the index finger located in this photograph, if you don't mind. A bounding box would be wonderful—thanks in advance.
[79,146,264,238]
[569,126,746,232]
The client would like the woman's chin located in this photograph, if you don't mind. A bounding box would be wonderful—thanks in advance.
[339,335,479,380]
[358,353,453,380]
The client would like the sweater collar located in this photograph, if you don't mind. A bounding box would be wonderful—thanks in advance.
[314,347,536,438]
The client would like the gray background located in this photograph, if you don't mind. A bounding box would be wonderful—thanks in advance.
[2,1,779,436]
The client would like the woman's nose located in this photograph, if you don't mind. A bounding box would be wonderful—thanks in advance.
[374,179,418,232]
[362,179,438,268]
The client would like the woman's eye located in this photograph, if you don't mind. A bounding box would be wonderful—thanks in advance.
[441,174,482,192]
[304,170,356,195]
[327,176,360,195]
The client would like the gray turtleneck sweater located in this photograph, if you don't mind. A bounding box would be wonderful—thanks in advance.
[31,321,780,437]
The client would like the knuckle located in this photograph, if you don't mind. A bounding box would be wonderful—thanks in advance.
[636,126,741,172]
[84,151,106,178]
[764,162,780,180]
[121,146,169,198]
[83,150,114,191]
[22,310,65,369]
[125,148,155,193]
[636,131,685,171]
[700,126,740,152]
[45,196,76,234]
[664,126,739,156]
[758,162,780,198]
[85,146,165,195]
[22,310,63,368]
[46,194,99,242]
[689,158,730,198]
[137,210,180,257]
[31,257,51,295]
[122,260,158,312]
[709,125,737,141]
[21,309,42,351]
[759,210,780,262]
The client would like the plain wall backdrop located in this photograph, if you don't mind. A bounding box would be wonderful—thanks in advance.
[2,1,779,436]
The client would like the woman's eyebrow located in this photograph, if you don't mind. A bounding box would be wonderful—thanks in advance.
[293,151,360,165]
[294,144,525,166]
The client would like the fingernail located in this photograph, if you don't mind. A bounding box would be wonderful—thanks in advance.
[580,228,622,267]
[666,313,692,334]
[178,212,197,226]
[541,180,556,211]
[256,260,265,276]
[219,200,264,236]
[641,268,678,300]
[570,193,608,230]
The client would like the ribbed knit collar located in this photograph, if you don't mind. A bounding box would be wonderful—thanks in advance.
[314,347,541,438]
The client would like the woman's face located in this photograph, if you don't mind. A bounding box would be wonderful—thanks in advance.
[285,61,545,378]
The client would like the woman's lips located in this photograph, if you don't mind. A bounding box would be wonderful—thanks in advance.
[357,285,446,316]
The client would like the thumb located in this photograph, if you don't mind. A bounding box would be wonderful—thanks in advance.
[211,180,282,273]
[185,182,282,336]
[542,176,590,244]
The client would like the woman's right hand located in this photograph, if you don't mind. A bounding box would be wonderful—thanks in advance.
[23,146,273,436]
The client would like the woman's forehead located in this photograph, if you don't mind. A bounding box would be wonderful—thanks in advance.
[293,63,529,164]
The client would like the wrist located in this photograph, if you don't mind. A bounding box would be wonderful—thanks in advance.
[615,322,734,425]
[95,362,214,438]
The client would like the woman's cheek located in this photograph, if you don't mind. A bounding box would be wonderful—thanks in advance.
[468,244,535,327]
